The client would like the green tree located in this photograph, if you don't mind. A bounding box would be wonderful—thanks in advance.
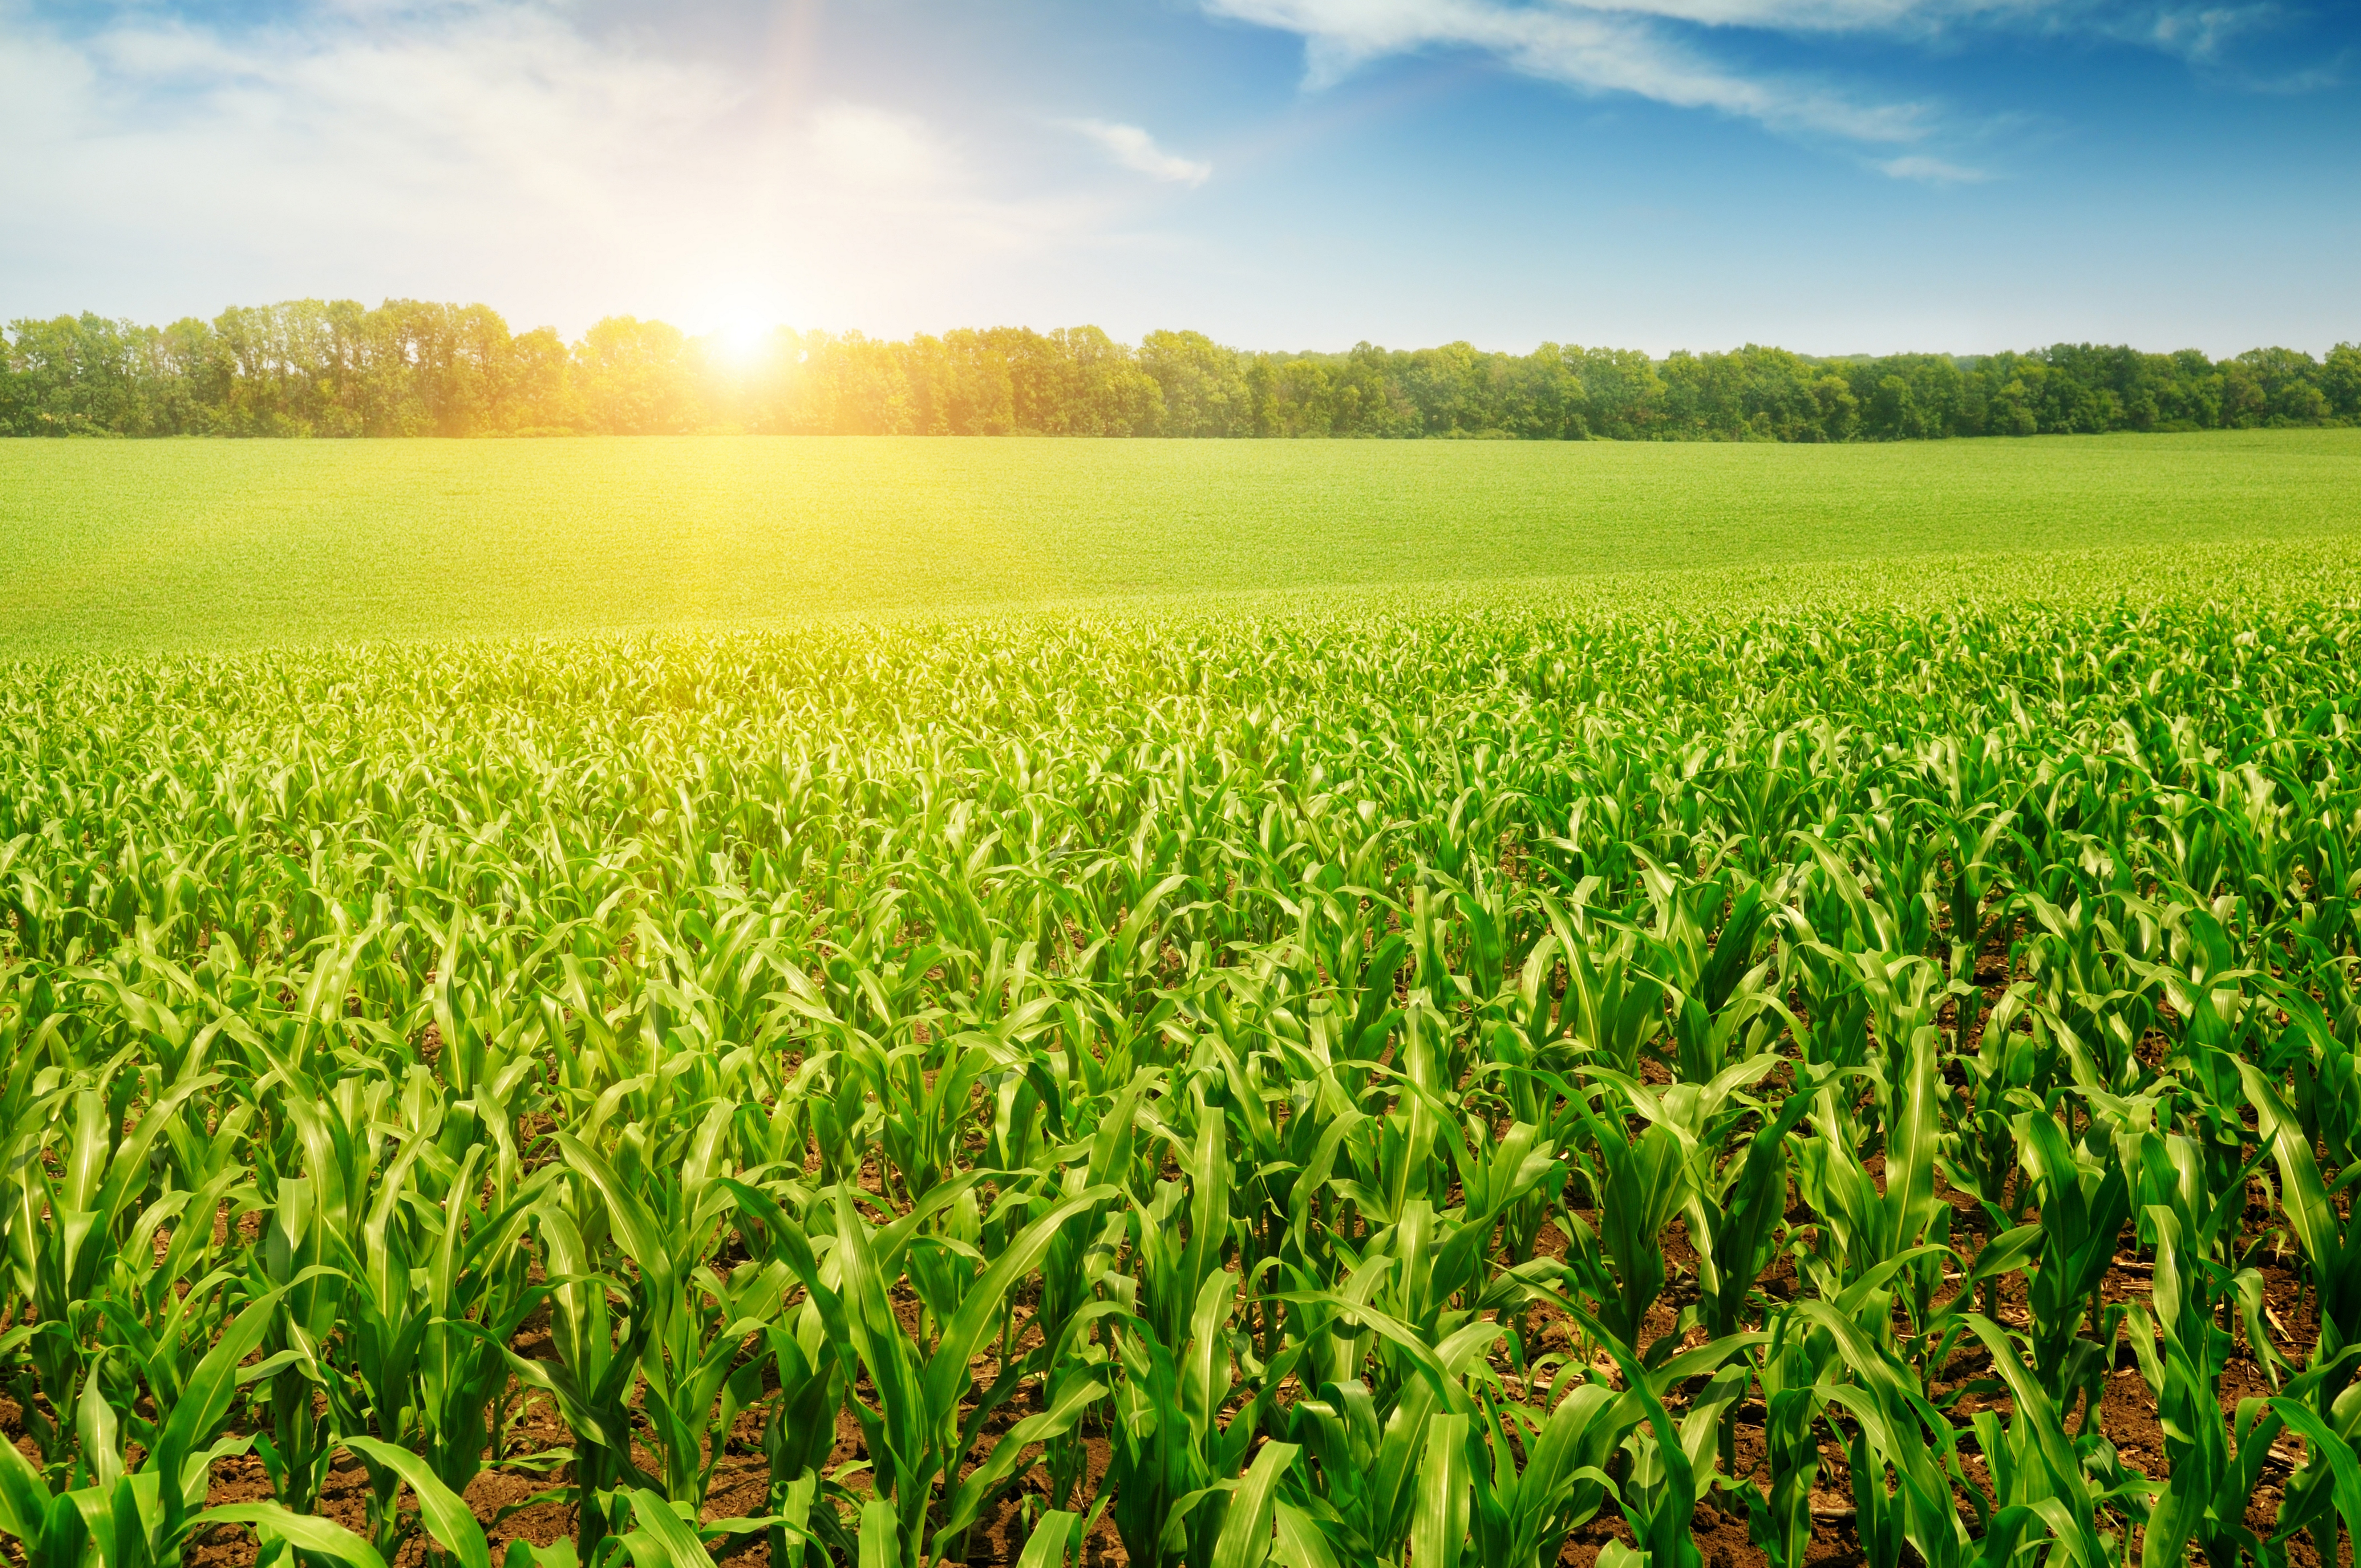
[1813,374,1860,442]
[1140,330,1249,436]
[1,300,2349,446]
[507,326,581,433]
[2324,344,2361,421]
[1983,379,2034,436]
[1575,347,1667,438]
[1865,375,1919,440]
[2237,347,2331,425]
[573,317,701,435]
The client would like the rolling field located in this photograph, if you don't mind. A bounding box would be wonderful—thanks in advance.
[2,428,2360,651]
[4,434,2361,1568]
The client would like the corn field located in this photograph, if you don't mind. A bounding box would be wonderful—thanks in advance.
[3,596,2360,1568]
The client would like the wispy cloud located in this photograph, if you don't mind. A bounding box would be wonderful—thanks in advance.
[1203,0,1933,143]
[1202,0,2321,171]
[1876,154,1992,182]
[1486,0,2043,32]
[2138,2,2278,63]
[1064,119,1214,186]
[2119,3,2344,90]
[2234,53,2348,93]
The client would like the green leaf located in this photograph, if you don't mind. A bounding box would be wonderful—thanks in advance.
[157,1276,323,1515]
[0,1424,50,1542]
[1015,1510,1084,1568]
[340,1435,493,1568]
[620,1488,717,1568]
[1211,1442,1299,1568]
[2269,1397,2361,1547]
[1410,1414,1470,1568]
[923,1187,1115,1418]
[934,1376,1109,1545]
[1271,1500,1345,1568]
[181,1504,389,1568]
[858,1497,901,1568]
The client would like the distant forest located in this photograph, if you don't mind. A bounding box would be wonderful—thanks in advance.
[5,300,2358,441]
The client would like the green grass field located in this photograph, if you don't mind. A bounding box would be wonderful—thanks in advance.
[5,428,2359,652]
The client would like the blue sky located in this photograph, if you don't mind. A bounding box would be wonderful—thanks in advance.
[2,0,2355,355]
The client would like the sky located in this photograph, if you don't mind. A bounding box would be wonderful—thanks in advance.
[1,0,2356,356]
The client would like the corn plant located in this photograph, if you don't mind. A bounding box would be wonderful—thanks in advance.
[0,591,2351,1568]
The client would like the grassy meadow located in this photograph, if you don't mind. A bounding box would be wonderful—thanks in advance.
[3,427,2359,651]
[4,431,2361,1568]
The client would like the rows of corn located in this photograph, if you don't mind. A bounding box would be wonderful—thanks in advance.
[2,597,2358,1568]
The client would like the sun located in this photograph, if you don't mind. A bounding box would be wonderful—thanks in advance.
[709,320,780,367]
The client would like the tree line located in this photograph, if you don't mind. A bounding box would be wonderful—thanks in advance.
[5,298,2357,440]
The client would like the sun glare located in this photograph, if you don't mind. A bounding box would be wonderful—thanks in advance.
[709,320,778,367]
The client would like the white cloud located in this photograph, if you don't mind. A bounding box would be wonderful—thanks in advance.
[1457,0,2033,31]
[1064,119,1214,186]
[1204,0,1932,143]
[2139,3,2274,61]
[1876,154,1992,182]
[0,2,1122,334]
[1201,0,2311,168]
[807,103,952,191]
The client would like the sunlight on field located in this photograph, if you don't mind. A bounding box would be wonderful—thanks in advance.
[3,427,2357,653]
